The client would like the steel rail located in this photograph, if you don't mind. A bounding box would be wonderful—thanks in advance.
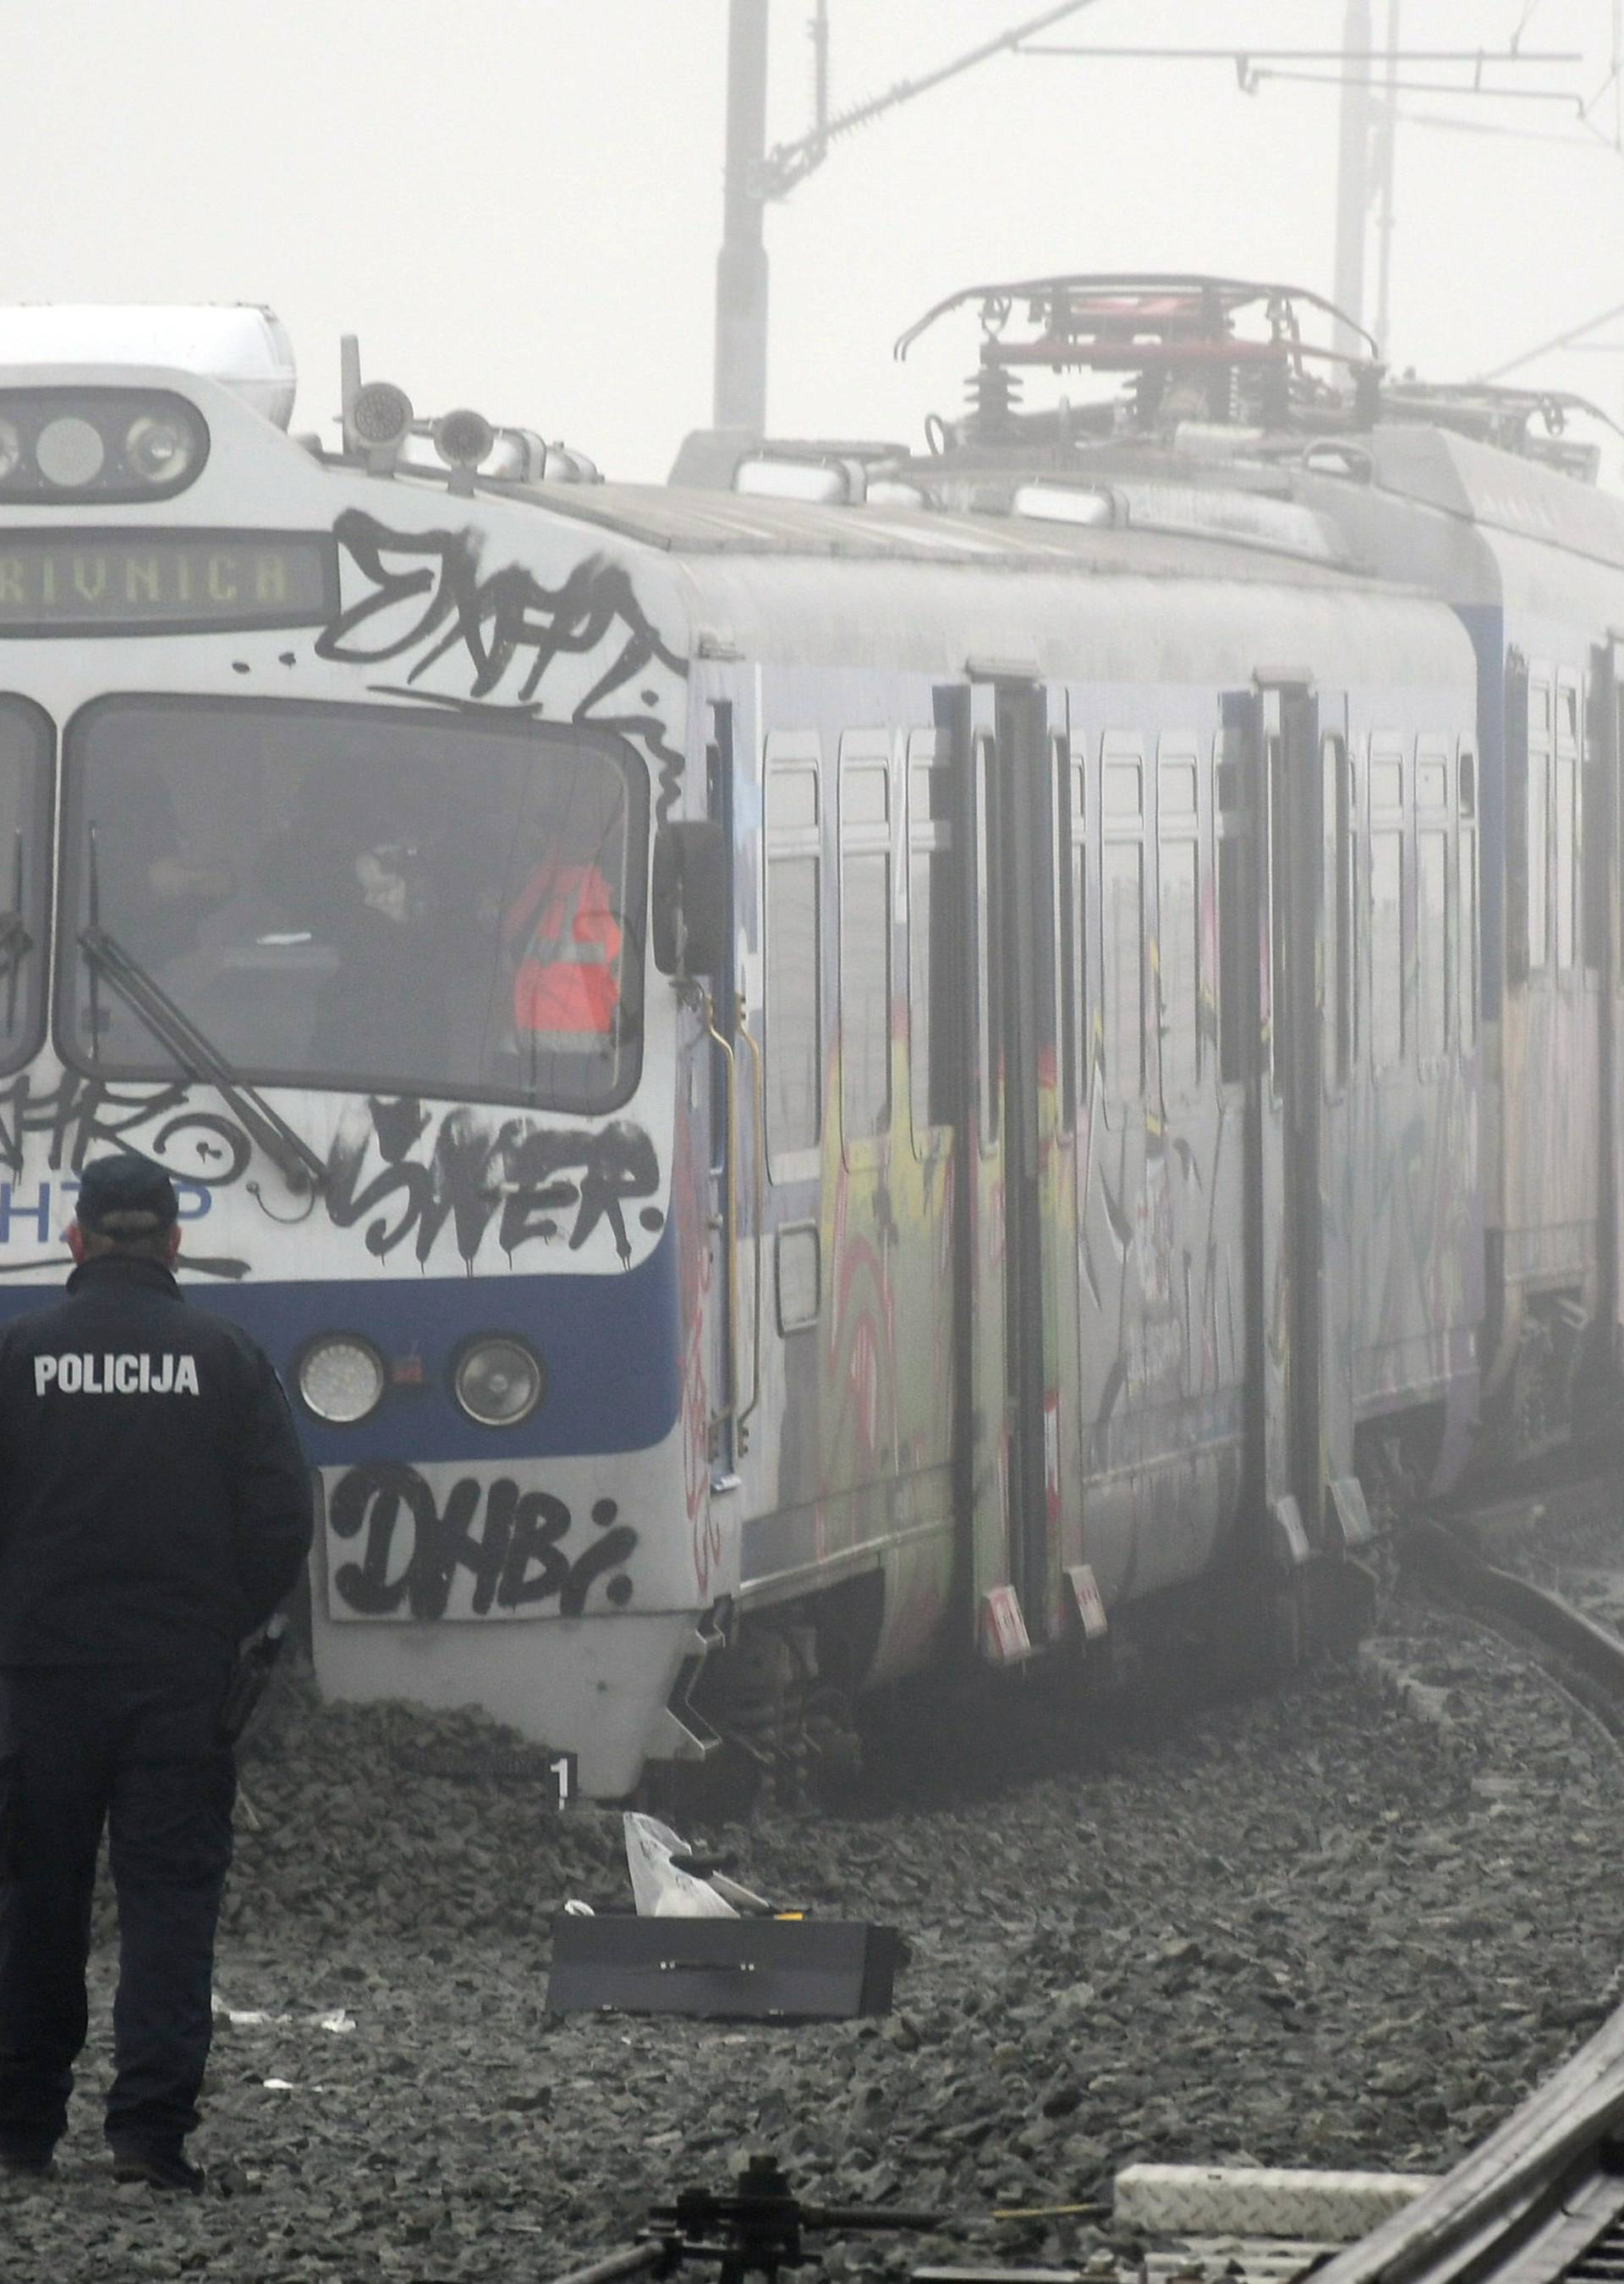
[1320,1508,1624,2284]
[1305,2004,1624,2284]
[1407,1513,1624,1701]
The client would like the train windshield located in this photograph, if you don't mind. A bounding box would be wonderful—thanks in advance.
[59,697,647,1112]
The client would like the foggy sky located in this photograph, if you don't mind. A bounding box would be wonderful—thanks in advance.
[14,2,1624,480]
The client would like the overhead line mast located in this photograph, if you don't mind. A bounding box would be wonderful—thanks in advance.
[710,0,1107,436]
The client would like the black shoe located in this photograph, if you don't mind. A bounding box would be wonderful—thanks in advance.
[109,2144,206,2195]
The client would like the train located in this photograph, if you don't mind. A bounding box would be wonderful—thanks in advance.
[0,278,1615,1798]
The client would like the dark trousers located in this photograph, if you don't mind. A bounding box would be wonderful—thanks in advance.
[0,1661,235,2156]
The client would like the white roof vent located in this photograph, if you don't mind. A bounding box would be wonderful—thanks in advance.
[0,305,296,429]
[1011,482,1115,528]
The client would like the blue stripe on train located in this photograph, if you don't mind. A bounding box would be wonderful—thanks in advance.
[0,1217,683,1465]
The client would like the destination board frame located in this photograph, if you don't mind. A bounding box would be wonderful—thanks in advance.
[0,529,339,638]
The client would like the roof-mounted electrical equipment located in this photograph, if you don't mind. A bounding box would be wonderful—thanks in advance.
[897,272,1383,451]
[337,336,601,490]
[1377,378,1619,486]
[1003,475,1345,561]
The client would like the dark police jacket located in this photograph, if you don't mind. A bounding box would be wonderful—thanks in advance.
[0,1255,313,1666]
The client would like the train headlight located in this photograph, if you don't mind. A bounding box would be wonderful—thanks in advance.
[297,1334,386,1425]
[124,410,200,486]
[0,389,209,502]
[36,415,106,489]
[453,1336,544,1428]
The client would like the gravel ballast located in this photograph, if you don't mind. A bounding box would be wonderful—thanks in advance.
[4,1591,1623,2284]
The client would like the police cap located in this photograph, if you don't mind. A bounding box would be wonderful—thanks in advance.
[76,1154,179,1237]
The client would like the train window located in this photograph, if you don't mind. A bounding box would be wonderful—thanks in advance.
[974,733,997,1150]
[1527,748,1550,972]
[1560,682,1580,749]
[1460,821,1479,1049]
[767,768,818,832]
[1067,753,1087,1119]
[1216,832,1248,1087]
[1159,837,1199,1099]
[0,700,52,1079]
[1370,755,1403,810]
[1158,742,1200,1101]
[1215,729,1250,1089]
[64,695,647,1115]
[1370,832,1405,1067]
[1102,840,1144,1100]
[1417,760,1447,809]
[1532,682,1552,734]
[1266,732,1288,1102]
[1555,755,1577,969]
[766,857,822,1158]
[775,1222,821,1335]
[1103,761,1142,817]
[765,738,822,1174]
[908,733,957,1144]
[1051,736,1077,1130]
[840,751,892,1143]
[1325,735,1353,1087]
[1418,830,1449,1059]
[842,767,889,827]
[1458,743,1479,1049]
[1160,760,1198,816]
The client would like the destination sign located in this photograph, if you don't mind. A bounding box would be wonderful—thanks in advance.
[0,531,337,635]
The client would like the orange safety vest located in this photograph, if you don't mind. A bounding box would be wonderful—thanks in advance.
[504,862,622,1040]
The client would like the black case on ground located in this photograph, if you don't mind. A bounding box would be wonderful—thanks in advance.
[546,1915,904,2020]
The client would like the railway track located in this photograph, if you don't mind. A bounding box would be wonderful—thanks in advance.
[584,1496,1624,2284]
[1404,1508,1624,1741]
[1313,1483,1624,2284]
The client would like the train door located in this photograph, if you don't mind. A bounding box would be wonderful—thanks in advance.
[704,700,744,1488]
[1592,640,1624,1397]
[998,680,1057,1637]
[1237,679,1367,1635]
[946,673,1055,1655]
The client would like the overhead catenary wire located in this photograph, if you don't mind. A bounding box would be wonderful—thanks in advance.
[754,0,1111,198]
[1477,295,1624,383]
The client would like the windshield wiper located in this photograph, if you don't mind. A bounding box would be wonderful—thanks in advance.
[0,828,35,1028]
[78,923,327,1196]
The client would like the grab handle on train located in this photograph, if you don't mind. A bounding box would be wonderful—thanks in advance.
[703,990,741,1442]
[735,994,765,1447]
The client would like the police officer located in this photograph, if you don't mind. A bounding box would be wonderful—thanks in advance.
[0,1155,312,2193]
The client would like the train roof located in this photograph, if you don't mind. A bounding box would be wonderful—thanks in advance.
[1341,423,1624,574]
[512,474,1380,590]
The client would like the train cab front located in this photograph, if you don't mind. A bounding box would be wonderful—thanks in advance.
[0,307,717,1798]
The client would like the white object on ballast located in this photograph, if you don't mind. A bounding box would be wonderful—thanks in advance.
[622,1812,774,1919]
[1114,2166,1440,2242]
[0,305,297,426]
[624,1812,738,1918]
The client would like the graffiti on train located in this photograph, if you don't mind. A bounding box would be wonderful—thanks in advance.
[0,1072,662,1272]
[0,1068,249,1189]
[328,1101,660,1267]
[315,509,686,769]
[328,1463,639,1621]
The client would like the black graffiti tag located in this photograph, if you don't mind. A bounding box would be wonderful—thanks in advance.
[0,1071,661,1271]
[0,1068,252,1185]
[315,509,687,790]
[329,1463,639,1621]
[326,1103,660,1268]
